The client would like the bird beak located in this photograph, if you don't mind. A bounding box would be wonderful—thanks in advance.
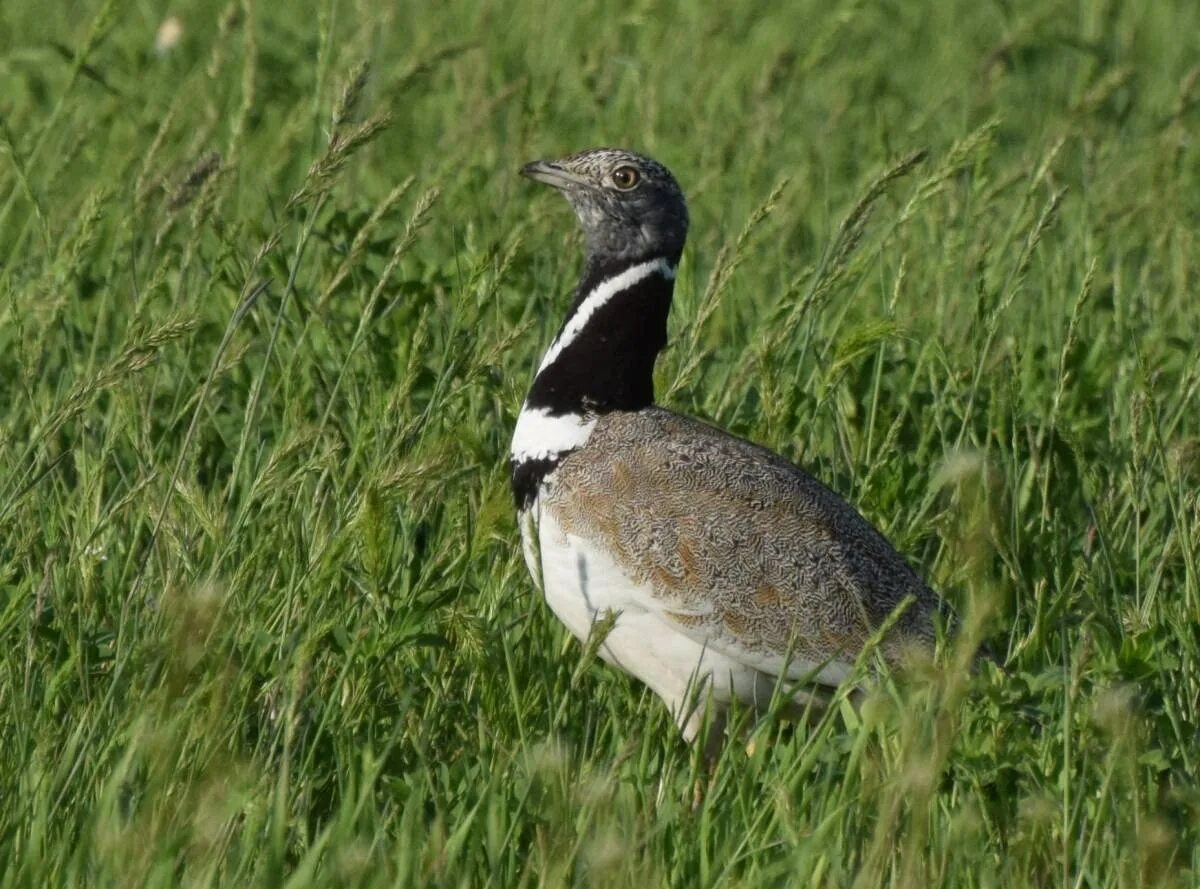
[520,160,588,190]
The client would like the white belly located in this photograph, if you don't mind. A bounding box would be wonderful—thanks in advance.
[521,501,781,740]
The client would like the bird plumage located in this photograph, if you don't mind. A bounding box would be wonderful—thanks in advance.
[510,147,945,745]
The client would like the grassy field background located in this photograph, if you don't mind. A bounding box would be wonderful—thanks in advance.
[2,0,1199,885]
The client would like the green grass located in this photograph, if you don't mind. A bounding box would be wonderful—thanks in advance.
[2,0,1199,884]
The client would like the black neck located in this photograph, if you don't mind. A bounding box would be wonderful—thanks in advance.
[525,252,678,416]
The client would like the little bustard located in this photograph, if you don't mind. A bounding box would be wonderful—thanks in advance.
[510,148,946,748]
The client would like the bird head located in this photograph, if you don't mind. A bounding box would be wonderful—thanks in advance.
[520,148,689,265]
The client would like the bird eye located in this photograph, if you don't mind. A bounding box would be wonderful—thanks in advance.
[611,166,640,190]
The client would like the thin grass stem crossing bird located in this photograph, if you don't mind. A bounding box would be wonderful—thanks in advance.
[510,147,945,751]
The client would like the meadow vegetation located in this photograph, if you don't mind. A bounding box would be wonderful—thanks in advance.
[1,0,1198,884]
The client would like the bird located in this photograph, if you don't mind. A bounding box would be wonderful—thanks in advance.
[510,147,946,753]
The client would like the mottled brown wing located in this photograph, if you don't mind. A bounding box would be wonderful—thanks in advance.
[543,407,938,682]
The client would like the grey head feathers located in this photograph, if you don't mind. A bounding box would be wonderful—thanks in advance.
[520,148,689,266]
